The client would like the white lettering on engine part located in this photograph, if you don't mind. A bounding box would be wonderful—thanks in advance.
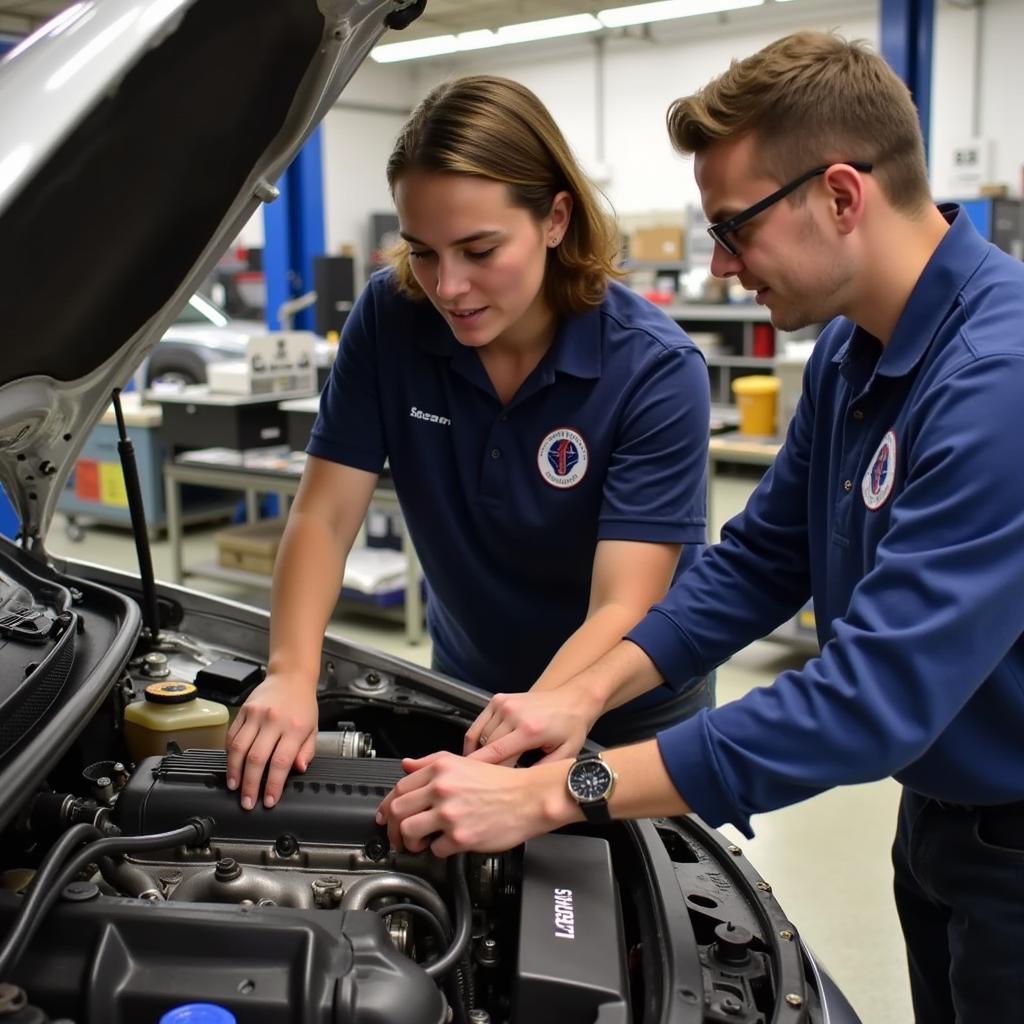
[553,887,575,939]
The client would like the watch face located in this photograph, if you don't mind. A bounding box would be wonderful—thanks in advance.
[569,759,613,802]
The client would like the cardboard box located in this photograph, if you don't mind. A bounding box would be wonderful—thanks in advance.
[631,226,684,263]
[216,517,287,575]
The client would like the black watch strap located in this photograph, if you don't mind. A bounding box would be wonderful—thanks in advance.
[581,796,611,824]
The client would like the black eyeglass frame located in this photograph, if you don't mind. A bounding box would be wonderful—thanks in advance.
[707,161,874,257]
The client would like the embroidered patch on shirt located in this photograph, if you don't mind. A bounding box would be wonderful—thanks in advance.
[538,427,589,489]
[862,429,897,510]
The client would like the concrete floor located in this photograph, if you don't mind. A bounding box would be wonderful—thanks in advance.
[45,469,913,1024]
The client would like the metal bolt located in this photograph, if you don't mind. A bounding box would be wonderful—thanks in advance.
[366,671,382,687]
[275,833,299,857]
[365,836,387,861]
[756,880,772,893]
[727,844,742,855]
[311,876,344,908]
[468,1011,492,1024]
[720,995,743,1015]
[142,652,170,678]
[475,936,499,966]
[779,929,794,941]
[215,857,241,882]
[785,994,803,1008]
[61,881,100,902]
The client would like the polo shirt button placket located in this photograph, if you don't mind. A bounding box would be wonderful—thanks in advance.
[491,448,501,460]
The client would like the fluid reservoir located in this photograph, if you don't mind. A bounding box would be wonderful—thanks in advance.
[123,681,229,763]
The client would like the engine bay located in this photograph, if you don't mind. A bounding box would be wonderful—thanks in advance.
[0,550,834,1024]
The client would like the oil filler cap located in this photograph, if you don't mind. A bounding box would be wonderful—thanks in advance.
[144,681,198,704]
[159,1005,237,1024]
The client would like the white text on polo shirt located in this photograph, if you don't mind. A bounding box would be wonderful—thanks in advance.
[553,887,575,939]
[409,406,451,426]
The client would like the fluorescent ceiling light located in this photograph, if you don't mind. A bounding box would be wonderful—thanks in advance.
[496,14,602,44]
[371,12,601,63]
[371,34,458,63]
[598,0,764,28]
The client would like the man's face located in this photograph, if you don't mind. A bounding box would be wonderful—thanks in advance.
[696,135,853,332]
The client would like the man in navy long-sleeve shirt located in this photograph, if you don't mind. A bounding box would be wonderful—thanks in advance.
[381,31,1024,1020]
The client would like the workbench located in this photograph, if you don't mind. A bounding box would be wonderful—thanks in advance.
[163,452,424,643]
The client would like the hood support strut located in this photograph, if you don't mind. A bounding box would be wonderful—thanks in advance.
[112,389,161,643]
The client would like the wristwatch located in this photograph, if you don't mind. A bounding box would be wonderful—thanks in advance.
[566,752,617,824]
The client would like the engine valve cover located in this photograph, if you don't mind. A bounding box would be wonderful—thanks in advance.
[113,749,405,846]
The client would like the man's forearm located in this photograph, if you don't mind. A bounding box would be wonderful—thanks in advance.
[536,737,690,830]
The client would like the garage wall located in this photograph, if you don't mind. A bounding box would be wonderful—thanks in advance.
[931,0,1024,201]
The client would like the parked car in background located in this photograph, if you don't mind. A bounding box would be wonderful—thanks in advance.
[144,292,266,386]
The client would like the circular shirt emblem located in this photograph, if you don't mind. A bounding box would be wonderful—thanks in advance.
[538,428,589,489]
[862,429,897,510]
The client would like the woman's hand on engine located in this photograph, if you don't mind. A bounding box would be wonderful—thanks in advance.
[376,751,582,857]
[462,684,602,766]
[225,672,319,810]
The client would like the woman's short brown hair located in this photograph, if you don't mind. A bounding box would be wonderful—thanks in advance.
[385,75,623,316]
[666,30,932,214]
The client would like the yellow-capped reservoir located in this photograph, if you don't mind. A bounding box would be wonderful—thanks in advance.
[123,680,229,762]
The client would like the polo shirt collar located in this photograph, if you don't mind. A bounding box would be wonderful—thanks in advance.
[833,204,990,378]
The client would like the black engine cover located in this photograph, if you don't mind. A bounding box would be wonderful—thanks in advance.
[0,892,445,1024]
[113,749,405,846]
[514,832,629,1024]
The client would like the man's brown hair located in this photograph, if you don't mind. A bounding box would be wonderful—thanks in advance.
[666,30,932,213]
[385,75,623,316]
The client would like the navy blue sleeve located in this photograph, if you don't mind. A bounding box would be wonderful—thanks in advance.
[648,348,1024,837]
[598,345,709,545]
[306,279,387,473]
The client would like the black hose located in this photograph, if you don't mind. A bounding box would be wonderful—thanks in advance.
[0,822,101,982]
[423,854,472,980]
[0,818,211,981]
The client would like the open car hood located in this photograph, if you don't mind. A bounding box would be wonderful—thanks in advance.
[0,0,422,552]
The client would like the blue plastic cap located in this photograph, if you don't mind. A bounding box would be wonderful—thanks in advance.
[159,1005,237,1024]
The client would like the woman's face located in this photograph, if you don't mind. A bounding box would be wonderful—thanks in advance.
[394,170,570,349]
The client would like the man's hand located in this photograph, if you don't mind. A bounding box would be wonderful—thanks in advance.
[225,673,319,809]
[376,752,581,857]
[463,684,603,765]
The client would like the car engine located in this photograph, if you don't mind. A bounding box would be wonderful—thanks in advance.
[0,634,633,1024]
[0,555,850,1024]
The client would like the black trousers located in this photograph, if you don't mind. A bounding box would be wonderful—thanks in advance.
[892,787,1024,1023]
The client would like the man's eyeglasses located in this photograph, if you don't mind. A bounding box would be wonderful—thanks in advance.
[707,161,874,257]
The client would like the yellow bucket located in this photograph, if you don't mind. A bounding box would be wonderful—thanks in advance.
[732,375,780,436]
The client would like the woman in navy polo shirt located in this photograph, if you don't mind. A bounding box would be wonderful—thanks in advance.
[226,76,711,809]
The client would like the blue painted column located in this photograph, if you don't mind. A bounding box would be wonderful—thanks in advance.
[0,487,18,540]
[880,0,935,165]
[263,127,326,331]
